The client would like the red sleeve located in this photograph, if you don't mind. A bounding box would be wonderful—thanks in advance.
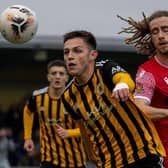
[134,67,156,104]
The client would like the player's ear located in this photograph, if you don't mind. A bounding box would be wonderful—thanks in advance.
[47,73,51,82]
[90,50,98,60]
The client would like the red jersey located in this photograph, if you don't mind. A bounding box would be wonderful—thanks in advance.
[135,55,168,136]
[134,55,168,166]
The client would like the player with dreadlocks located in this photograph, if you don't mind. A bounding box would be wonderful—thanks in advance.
[118,10,168,167]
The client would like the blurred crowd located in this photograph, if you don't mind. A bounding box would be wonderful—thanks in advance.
[0,100,40,167]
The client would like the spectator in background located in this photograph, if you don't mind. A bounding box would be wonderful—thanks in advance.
[4,103,23,166]
[5,103,23,138]
[0,123,16,168]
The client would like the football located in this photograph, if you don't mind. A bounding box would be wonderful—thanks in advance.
[0,4,38,44]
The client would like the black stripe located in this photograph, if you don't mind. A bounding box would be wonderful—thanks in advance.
[39,94,47,161]
[48,98,54,162]
[53,99,61,165]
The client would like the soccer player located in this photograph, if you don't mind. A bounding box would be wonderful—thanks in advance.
[118,10,168,167]
[62,30,166,168]
[23,59,86,168]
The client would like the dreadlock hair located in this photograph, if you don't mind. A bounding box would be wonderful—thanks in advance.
[117,10,168,55]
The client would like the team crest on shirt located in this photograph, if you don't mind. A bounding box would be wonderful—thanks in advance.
[135,83,144,94]
[96,82,104,95]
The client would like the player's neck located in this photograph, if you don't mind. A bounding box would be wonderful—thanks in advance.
[48,86,64,99]
[156,54,168,66]
[75,63,95,86]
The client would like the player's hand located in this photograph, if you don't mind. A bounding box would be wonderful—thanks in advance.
[112,83,129,101]
[24,139,35,152]
[54,124,69,138]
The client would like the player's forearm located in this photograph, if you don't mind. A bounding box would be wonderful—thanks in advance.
[113,72,135,92]
[135,99,168,121]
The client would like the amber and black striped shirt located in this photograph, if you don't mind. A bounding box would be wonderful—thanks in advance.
[62,60,166,168]
[23,87,86,167]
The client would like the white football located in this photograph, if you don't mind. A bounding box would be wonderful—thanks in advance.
[0,4,38,44]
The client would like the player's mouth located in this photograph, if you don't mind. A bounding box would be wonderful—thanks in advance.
[55,81,60,84]
[159,41,168,46]
[68,63,76,68]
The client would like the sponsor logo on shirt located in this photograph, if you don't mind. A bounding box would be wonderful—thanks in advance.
[135,83,144,94]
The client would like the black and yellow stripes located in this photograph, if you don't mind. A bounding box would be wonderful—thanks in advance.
[24,88,86,167]
[62,65,165,168]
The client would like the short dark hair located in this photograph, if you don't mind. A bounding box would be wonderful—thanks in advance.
[63,30,97,50]
[47,59,67,73]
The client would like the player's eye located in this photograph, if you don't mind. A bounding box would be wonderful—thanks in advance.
[162,26,168,32]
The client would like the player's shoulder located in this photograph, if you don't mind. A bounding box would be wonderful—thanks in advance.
[96,59,109,67]
[96,59,125,74]
[140,56,155,67]
[96,59,118,68]
[32,86,48,96]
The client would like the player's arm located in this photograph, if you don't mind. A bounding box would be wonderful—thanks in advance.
[67,128,80,137]
[103,60,135,101]
[134,67,168,120]
[60,91,82,138]
[23,96,36,152]
[112,73,135,101]
[23,105,34,140]
[54,124,80,138]
[135,98,168,121]
[112,72,135,92]
[112,72,135,100]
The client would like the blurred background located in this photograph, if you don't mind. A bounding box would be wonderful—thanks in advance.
[0,0,167,167]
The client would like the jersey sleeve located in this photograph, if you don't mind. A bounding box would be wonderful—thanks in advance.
[134,67,156,103]
[112,72,135,92]
[102,60,135,91]
[23,95,36,140]
[102,60,126,77]
[67,128,81,137]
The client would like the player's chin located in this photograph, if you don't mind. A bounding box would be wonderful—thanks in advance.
[67,70,78,76]
[53,85,62,89]
[159,49,168,55]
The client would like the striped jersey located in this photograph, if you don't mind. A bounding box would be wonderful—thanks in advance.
[23,87,86,167]
[62,60,166,168]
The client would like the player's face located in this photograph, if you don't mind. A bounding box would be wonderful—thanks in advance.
[150,16,168,55]
[64,38,97,80]
[47,66,68,89]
